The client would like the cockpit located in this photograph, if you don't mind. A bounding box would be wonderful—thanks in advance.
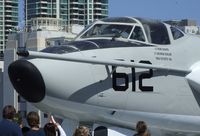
[76,17,185,45]
[42,17,186,54]
[81,24,133,39]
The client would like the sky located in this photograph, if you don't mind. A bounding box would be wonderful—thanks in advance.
[18,0,200,26]
[18,0,24,28]
[108,0,200,25]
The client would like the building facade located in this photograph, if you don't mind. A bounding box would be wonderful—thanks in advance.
[0,0,18,56]
[165,19,200,35]
[25,0,108,31]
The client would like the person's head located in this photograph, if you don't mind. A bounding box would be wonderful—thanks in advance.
[136,121,147,134]
[26,111,40,128]
[2,105,16,120]
[73,126,89,136]
[44,123,57,136]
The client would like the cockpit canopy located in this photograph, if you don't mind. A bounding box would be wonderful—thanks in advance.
[81,24,133,39]
[76,17,185,45]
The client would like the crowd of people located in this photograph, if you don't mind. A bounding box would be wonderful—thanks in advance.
[0,105,150,136]
[0,105,91,136]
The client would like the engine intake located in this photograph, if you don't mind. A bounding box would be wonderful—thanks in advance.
[8,59,45,103]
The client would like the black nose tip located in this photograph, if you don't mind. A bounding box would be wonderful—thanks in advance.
[8,60,45,103]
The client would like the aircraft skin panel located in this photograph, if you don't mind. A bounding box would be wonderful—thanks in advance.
[186,62,200,106]
[10,42,200,133]
[21,46,200,116]
[11,43,200,115]
[89,70,198,114]
[29,58,95,101]
[33,95,200,133]
[8,16,200,134]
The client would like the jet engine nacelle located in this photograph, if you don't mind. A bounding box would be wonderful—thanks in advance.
[8,53,95,103]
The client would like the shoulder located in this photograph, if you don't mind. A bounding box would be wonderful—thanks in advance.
[0,119,9,125]
[0,119,20,128]
[38,128,45,134]
[0,119,22,135]
[26,128,45,136]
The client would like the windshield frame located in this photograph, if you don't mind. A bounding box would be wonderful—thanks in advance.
[78,22,134,40]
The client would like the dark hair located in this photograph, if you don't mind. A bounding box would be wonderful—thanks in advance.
[3,105,16,120]
[26,111,40,128]
[136,121,147,134]
[44,123,57,136]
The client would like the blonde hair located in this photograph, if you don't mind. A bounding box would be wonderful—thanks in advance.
[26,111,40,128]
[73,126,89,136]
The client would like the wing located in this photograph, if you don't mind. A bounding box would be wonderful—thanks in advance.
[186,62,200,106]
[17,50,200,107]
[17,50,190,73]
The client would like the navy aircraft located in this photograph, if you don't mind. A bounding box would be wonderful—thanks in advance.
[8,17,200,135]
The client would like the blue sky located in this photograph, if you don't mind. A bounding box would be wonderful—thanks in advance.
[18,0,24,28]
[109,0,200,25]
[18,0,200,26]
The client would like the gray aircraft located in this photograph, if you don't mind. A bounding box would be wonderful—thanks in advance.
[8,17,200,135]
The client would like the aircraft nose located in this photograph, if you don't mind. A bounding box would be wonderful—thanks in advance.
[8,60,45,103]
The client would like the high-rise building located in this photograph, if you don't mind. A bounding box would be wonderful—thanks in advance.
[0,0,18,56]
[25,0,108,31]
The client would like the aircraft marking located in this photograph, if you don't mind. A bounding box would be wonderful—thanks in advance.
[154,47,172,61]
[112,60,153,92]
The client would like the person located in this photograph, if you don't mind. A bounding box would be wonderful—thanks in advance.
[73,126,89,136]
[25,111,45,136]
[134,121,151,136]
[0,105,23,136]
[44,115,66,136]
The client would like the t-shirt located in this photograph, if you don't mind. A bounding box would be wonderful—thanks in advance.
[25,128,45,136]
[0,119,22,136]
[133,134,140,136]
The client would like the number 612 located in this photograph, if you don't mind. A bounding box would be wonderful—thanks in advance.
[112,60,153,92]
